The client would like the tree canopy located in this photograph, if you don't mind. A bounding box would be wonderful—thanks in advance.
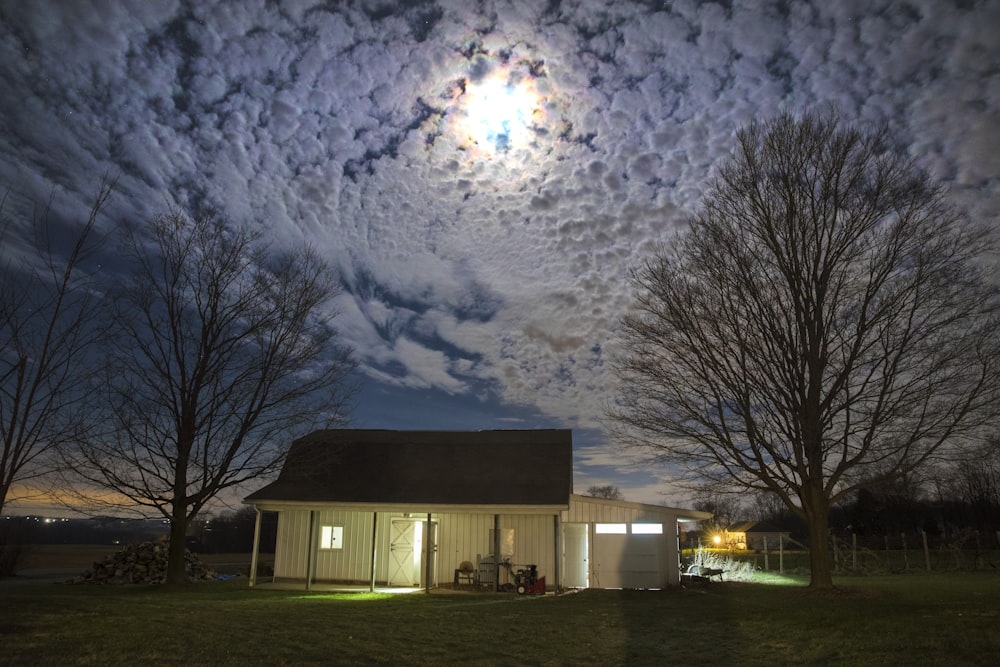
[68,209,355,584]
[609,111,1000,588]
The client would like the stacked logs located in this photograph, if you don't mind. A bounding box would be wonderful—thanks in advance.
[69,541,215,584]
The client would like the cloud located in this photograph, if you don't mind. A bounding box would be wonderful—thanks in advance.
[2,0,998,500]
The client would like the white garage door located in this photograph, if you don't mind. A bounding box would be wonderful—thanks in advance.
[592,524,666,589]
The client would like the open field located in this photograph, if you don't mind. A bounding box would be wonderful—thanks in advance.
[11,544,270,576]
[2,572,998,666]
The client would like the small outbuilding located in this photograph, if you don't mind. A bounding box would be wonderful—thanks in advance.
[725,521,793,551]
[243,429,710,591]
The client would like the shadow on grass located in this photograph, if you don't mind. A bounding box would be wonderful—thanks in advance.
[618,583,744,664]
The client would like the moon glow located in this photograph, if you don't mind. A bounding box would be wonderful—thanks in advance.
[461,73,541,153]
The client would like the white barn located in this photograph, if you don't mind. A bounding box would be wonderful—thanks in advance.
[243,429,710,591]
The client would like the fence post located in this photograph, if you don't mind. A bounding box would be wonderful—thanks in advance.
[852,533,857,572]
[779,534,784,574]
[901,533,909,572]
[763,535,769,571]
[922,530,931,572]
[832,530,838,571]
[884,534,890,571]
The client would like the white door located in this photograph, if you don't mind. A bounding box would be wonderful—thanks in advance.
[593,532,665,589]
[563,523,589,588]
[388,518,437,587]
[389,519,419,586]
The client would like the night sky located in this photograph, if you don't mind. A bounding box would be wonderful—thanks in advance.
[2,1,998,510]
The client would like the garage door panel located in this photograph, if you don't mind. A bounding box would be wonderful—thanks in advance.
[594,533,665,589]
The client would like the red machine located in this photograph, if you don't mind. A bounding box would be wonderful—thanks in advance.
[515,564,546,595]
[500,560,546,595]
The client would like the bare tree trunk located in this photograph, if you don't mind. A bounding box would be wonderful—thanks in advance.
[804,488,833,589]
[166,501,189,586]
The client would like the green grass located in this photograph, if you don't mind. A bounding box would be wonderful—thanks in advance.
[2,573,998,666]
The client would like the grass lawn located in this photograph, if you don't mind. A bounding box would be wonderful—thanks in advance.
[2,572,998,666]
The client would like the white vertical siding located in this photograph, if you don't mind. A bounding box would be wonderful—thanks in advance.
[435,513,494,579]
[392,512,557,586]
[273,510,310,579]
[313,510,375,583]
[499,515,556,580]
[271,509,560,587]
[564,496,678,524]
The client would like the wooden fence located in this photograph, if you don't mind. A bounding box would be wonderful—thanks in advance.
[685,530,1000,575]
[831,529,1000,574]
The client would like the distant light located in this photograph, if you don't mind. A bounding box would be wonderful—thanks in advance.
[713,535,722,545]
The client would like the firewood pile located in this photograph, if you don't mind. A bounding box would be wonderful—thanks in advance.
[68,541,215,584]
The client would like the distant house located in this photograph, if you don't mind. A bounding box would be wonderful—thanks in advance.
[243,429,710,591]
[725,521,792,551]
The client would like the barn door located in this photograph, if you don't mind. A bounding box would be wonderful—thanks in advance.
[388,518,437,587]
[389,519,418,586]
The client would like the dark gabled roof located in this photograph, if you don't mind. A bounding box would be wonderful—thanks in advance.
[244,429,573,506]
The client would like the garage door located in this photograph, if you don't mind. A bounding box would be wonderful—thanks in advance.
[592,524,665,589]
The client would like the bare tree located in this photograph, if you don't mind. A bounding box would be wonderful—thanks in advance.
[609,111,1000,588]
[0,180,113,516]
[947,441,1000,524]
[747,489,789,524]
[69,209,355,584]
[585,484,624,500]
[692,490,743,530]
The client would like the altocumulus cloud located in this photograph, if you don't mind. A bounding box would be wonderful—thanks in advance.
[1,0,998,502]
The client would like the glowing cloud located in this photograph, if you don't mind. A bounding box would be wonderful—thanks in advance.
[460,72,542,153]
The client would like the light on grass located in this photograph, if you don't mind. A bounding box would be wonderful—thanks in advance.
[752,573,806,587]
[295,593,394,602]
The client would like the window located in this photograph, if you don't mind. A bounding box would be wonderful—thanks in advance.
[595,523,627,534]
[631,523,663,535]
[320,525,343,550]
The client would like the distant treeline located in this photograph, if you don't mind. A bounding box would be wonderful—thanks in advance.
[1,507,277,554]
[754,497,997,549]
[692,480,1000,551]
[840,489,998,539]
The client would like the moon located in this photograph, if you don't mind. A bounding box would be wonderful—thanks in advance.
[461,73,541,153]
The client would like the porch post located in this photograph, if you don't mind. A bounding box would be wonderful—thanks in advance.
[369,511,378,592]
[493,514,501,592]
[553,514,560,593]
[306,510,316,591]
[249,506,262,588]
[424,512,432,593]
